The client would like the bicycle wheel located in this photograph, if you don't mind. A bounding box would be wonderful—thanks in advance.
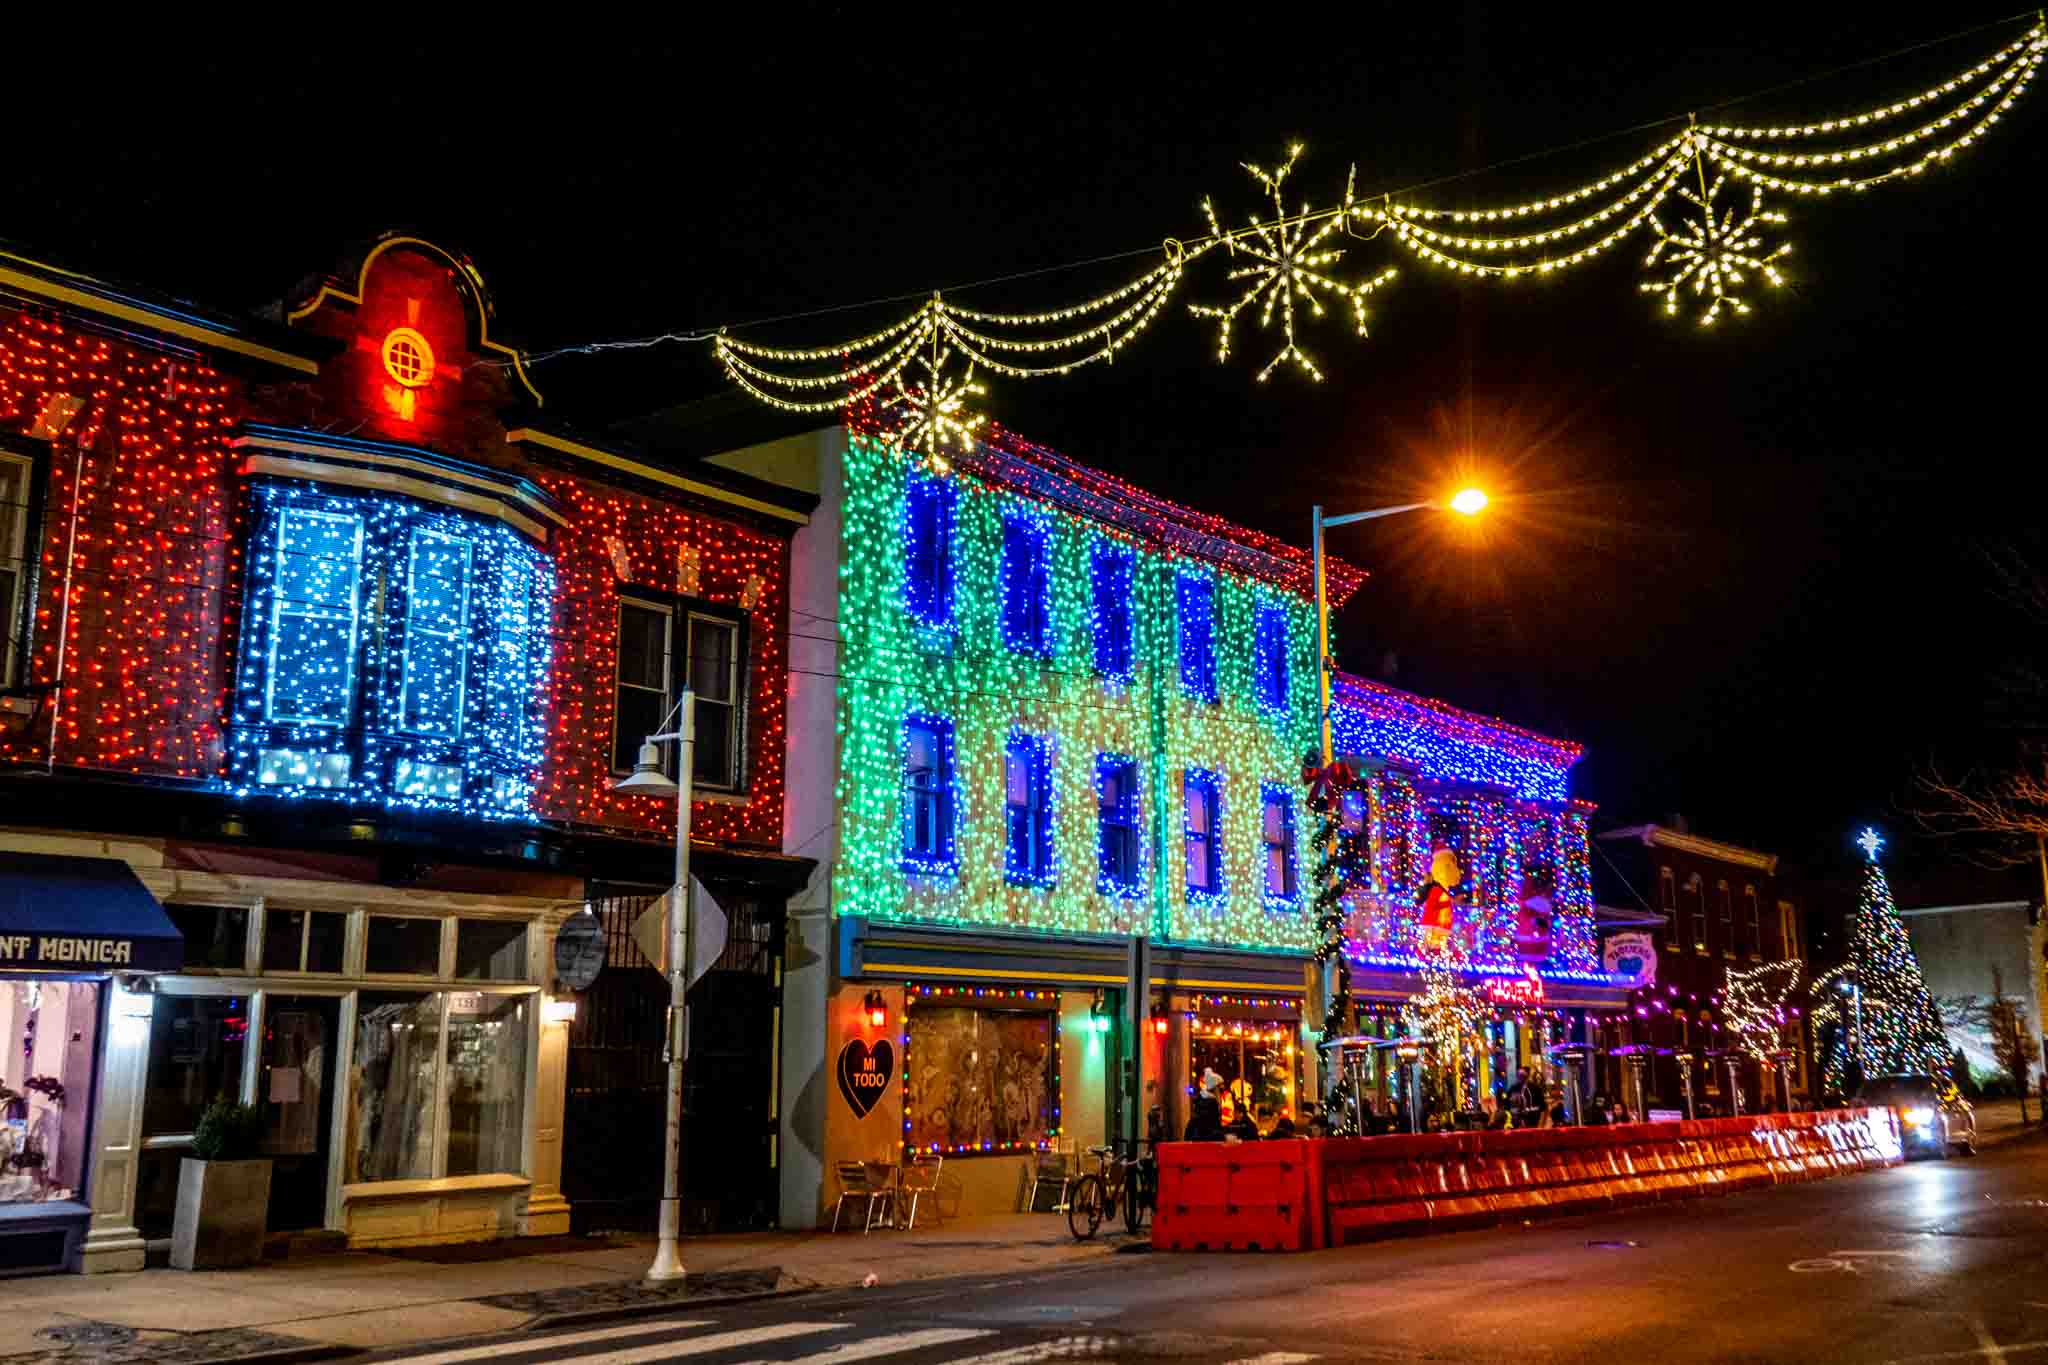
[1066,1174,1104,1240]
[1123,1167,1151,1237]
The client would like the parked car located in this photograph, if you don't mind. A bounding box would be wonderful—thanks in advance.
[1853,1074,1976,1158]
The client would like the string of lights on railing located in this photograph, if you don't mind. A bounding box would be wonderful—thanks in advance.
[539,17,2048,465]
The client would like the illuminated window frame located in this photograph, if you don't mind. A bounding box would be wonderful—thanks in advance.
[0,434,49,689]
[1183,768,1223,905]
[265,508,366,727]
[1261,783,1299,909]
[399,527,474,738]
[608,591,751,795]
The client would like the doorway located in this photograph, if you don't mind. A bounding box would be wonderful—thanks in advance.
[258,995,339,1232]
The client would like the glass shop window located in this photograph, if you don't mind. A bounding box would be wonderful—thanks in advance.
[399,528,474,737]
[262,908,346,974]
[443,994,528,1177]
[901,715,956,871]
[1184,769,1221,899]
[347,992,442,1182]
[1262,786,1298,904]
[365,915,442,976]
[903,474,956,628]
[1177,572,1216,703]
[266,508,364,726]
[1098,755,1143,894]
[455,920,530,982]
[1090,542,1134,681]
[0,978,101,1206]
[1253,603,1290,711]
[999,511,1054,655]
[142,995,248,1137]
[167,904,249,972]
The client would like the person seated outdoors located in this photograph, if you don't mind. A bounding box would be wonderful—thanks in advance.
[1226,1107,1260,1142]
[1268,1110,1297,1138]
[1482,1095,1512,1130]
[1185,1068,1226,1141]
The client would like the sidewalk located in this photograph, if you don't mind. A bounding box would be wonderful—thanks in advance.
[0,1214,1121,1364]
[1972,1097,2046,1146]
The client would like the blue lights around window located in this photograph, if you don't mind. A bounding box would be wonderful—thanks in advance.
[1261,783,1299,909]
[1183,768,1224,906]
[1176,571,1217,703]
[230,481,555,819]
[1096,752,1145,898]
[902,475,957,629]
[901,712,958,875]
[1088,541,1135,682]
[1004,731,1055,888]
[1253,602,1289,715]
[999,509,1055,655]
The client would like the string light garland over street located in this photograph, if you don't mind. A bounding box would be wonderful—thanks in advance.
[551,18,2046,458]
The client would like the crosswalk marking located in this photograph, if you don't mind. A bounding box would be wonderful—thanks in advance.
[384,1319,714,1364]
[731,1327,995,1363]
[585,1321,848,1362]
[942,1337,1118,1365]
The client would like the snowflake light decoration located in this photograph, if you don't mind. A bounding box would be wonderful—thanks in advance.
[1190,145,1398,382]
[879,341,985,473]
[1640,172,1792,325]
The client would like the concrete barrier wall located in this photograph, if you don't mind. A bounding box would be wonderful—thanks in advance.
[1151,1108,1902,1252]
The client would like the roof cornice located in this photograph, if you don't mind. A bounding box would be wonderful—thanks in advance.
[1597,824,1778,873]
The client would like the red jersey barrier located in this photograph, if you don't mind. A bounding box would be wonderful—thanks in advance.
[1152,1108,1901,1252]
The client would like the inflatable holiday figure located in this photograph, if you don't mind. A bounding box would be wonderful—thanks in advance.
[1418,847,1462,951]
[1515,877,1555,963]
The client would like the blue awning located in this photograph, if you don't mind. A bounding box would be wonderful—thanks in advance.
[0,853,182,974]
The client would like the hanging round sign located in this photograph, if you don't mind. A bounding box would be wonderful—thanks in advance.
[553,910,606,992]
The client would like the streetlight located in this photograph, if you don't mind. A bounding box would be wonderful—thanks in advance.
[1308,491,1486,1095]
[609,691,697,1283]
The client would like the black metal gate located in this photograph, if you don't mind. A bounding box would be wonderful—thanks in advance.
[562,889,784,1233]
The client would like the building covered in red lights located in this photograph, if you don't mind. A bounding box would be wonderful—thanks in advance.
[0,236,813,1273]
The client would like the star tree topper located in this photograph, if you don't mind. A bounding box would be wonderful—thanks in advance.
[1190,145,1398,382]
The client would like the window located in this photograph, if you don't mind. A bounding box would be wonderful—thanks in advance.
[999,511,1054,655]
[1716,880,1734,957]
[0,438,45,687]
[903,474,956,628]
[165,904,249,971]
[1339,789,1369,887]
[902,715,957,873]
[1778,900,1801,961]
[1253,603,1290,712]
[366,915,442,976]
[1097,755,1143,896]
[1184,769,1222,901]
[263,909,346,973]
[348,992,442,1182]
[1177,572,1217,702]
[443,993,528,1177]
[1090,542,1135,681]
[399,529,473,736]
[611,596,748,794]
[143,994,248,1137]
[1744,886,1762,959]
[267,508,364,725]
[455,920,530,981]
[1262,785,1298,906]
[905,1002,1056,1155]
[1658,867,1678,945]
[1005,733,1054,887]
[0,979,100,1206]
[1685,874,1707,953]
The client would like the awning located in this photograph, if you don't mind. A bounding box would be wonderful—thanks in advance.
[0,852,183,973]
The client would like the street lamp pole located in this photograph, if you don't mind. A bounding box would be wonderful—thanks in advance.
[610,692,697,1282]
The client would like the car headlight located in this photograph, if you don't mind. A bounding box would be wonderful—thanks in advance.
[1903,1106,1935,1127]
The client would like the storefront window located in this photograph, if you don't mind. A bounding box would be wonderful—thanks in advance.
[366,916,441,976]
[905,1004,1055,1154]
[454,921,528,982]
[166,905,249,971]
[444,994,526,1175]
[142,995,248,1137]
[1190,1018,1300,1131]
[263,909,346,973]
[0,979,100,1205]
[348,992,441,1181]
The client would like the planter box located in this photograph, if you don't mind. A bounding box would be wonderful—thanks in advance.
[171,1158,273,1271]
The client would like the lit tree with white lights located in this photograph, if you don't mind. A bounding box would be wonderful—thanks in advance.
[1813,829,1952,1097]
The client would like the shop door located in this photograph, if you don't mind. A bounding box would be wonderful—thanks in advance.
[259,996,339,1232]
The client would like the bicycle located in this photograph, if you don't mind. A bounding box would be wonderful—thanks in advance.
[1065,1138,1154,1240]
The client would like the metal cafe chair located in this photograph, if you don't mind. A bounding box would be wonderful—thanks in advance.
[899,1153,944,1229]
[1027,1143,1073,1213]
[831,1160,891,1233]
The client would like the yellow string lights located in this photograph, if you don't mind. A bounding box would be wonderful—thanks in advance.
[695,18,2042,445]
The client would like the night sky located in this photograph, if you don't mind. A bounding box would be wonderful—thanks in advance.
[11,10,2045,886]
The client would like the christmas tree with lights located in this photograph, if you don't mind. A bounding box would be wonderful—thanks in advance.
[1819,829,1953,1097]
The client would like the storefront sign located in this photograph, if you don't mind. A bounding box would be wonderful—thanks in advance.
[0,934,141,967]
[1483,966,1546,1008]
[1603,932,1658,986]
[448,992,485,1014]
[837,1037,894,1118]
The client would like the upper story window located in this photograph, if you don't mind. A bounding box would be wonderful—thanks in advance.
[1744,885,1761,959]
[1097,754,1143,897]
[1253,603,1290,713]
[1778,900,1802,960]
[1183,769,1222,902]
[612,595,748,795]
[902,714,957,874]
[1090,542,1135,682]
[1716,880,1734,957]
[902,475,956,629]
[1176,571,1216,703]
[1339,788,1370,887]
[0,435,48,688]
[1657,866,1678,944]
[1684,874,1707,953]
[999,510,1054,655]
[1261,785,1298,907]
[1005,732,1054,887]
[228,440,557,821]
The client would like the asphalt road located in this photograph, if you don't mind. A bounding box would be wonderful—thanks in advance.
[362,1135,2048,1364]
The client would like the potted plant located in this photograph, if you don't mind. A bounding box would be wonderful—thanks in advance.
[171,1099,271,1270]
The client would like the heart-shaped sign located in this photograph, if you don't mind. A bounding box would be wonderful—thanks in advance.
[837,1037,894,1119]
